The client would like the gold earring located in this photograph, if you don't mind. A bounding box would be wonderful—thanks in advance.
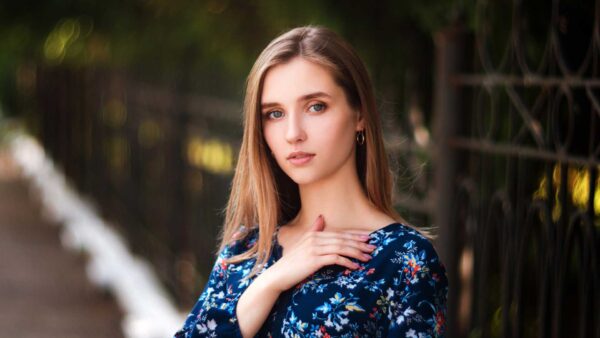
[356,130,365,145]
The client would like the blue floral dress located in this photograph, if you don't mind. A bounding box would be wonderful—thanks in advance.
[173,222,448,337]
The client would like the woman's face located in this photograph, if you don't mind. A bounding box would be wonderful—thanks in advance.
[260,56,364,185]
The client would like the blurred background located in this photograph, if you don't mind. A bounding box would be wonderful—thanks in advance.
[0,0,598,337]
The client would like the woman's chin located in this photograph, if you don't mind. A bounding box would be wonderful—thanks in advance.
[286,173,319,186]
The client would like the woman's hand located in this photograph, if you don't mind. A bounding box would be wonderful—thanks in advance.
[266,214,376,293]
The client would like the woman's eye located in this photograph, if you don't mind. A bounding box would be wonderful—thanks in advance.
[266,110,284,119]
[309,103,326,113]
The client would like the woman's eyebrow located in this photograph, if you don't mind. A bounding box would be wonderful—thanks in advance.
[261,91,332,110]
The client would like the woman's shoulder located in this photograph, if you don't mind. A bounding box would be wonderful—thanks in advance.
[369,222,437,249]
[369,222,447,276]
[219,225,261,258]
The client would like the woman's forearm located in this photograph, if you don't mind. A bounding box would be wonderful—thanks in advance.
[236,267,282,338]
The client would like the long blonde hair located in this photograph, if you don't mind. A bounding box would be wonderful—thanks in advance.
[217,25,426,281]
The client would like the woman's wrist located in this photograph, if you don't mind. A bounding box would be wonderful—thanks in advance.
[236,263,284,337]
[258,262,285,294]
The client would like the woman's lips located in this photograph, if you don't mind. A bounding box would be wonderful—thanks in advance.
[288,154,315,165]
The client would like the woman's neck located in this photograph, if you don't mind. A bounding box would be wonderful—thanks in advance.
[288,160,389,232]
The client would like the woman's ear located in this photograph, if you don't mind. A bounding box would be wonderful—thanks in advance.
[355,111,365,131]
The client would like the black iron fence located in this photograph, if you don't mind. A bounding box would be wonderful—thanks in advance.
[432,1,599,337]
[27,66,242,307]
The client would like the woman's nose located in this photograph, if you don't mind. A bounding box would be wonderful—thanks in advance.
[285,113,306,143]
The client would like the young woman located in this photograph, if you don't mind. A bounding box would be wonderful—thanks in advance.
[174,25,448,338]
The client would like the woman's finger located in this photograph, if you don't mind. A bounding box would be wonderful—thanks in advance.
[316,244,373,262]
[311,236,376,253]
[320,254,360,270]
[309,231,372,242]
[310,214,325,232]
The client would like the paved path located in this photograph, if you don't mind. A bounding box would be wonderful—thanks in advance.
[0,147,125,338]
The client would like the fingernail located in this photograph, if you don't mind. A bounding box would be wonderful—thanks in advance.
[359,235,370,240]
[363,254,372,259]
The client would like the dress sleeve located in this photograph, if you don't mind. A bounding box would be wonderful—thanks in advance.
[173,240,244,338]
[386,238,448,338]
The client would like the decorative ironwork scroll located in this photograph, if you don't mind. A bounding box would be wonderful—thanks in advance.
[433,1,599,337]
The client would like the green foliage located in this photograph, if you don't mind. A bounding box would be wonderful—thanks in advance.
[0,0,466,111]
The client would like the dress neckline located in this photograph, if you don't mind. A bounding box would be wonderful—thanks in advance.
[367,222,403,236]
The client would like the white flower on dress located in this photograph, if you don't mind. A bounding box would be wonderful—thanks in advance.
[206,319,217,331]
[386,287,395,299]
[406,328,417,338]
[196,323,207,333]
[397,306,417,325]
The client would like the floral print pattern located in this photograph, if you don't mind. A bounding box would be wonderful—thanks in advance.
[174,222,448,337]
